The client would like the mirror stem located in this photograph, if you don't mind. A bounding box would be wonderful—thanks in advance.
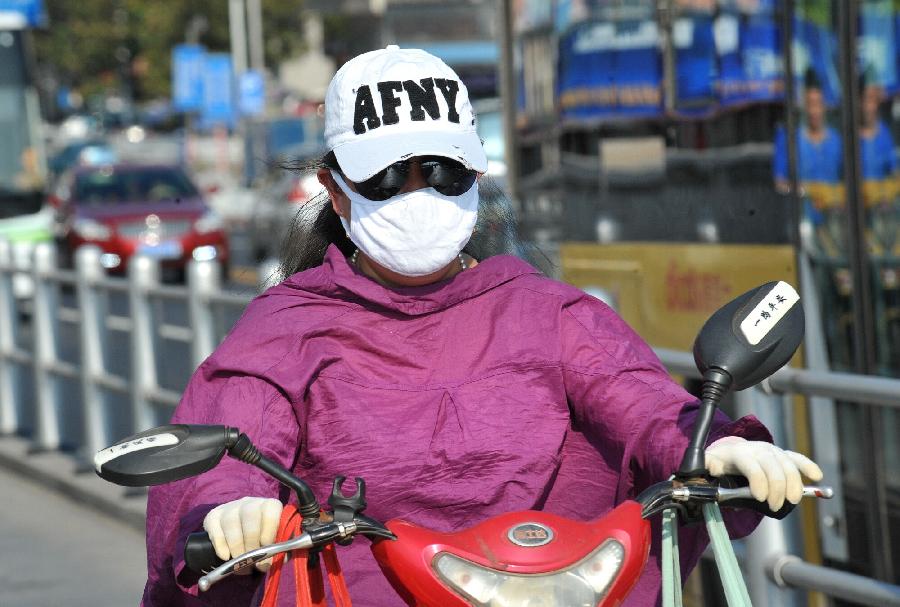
[676,368,732,478]
[228,434,321,519]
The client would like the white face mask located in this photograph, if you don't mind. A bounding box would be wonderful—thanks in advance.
[331,171,478,277]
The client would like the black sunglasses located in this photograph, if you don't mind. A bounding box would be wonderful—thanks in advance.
[326,153,478,201]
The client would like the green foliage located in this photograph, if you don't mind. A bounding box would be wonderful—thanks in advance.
[796,0,833,28]
[34,0,306,102]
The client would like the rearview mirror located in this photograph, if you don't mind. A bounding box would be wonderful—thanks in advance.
[94,424,239,487]
[693,281,804,391]
[678,281,803,477]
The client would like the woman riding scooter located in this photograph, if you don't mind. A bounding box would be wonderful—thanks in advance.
[142,46,822,606]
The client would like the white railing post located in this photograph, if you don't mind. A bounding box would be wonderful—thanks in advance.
[735,387,804,607]
[798,250,849,561]
[0,239,17,434]
[12,240,36,299]
[30,242,60,450]
[129,255,160,433]
[76,245,108,457]
[187,259,221,369]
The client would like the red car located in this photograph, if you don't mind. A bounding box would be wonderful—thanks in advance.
[52,163,229,278]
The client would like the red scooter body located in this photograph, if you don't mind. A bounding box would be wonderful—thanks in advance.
[371,501,650,606]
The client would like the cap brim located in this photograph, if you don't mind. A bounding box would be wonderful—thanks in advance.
[332,131,488,182]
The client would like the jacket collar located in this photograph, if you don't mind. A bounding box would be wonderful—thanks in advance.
[287,244,540,316]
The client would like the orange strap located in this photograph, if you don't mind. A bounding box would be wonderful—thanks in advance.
[321,543,352,607]
[260,506,301,607]
[260,505,353,607]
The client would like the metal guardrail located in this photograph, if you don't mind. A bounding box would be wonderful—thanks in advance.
[655,347,900,409]
[769,555,900,606]
[0,240,257,457]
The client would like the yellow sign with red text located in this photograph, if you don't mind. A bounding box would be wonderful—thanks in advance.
[560,242,797,351]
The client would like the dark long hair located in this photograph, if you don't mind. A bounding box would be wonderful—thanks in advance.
[275,155,546,281]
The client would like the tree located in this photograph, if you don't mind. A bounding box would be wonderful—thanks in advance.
[34,0,308,103]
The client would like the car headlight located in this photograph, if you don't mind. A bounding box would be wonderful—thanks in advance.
[194,211,224,234]
[72,218,112,240]
[433,540,625,607]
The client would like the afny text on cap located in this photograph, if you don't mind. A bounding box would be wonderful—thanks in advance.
[324,45,488,183]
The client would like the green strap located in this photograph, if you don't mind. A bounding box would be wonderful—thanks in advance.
[703,502,753,606]
[661,508,683,607]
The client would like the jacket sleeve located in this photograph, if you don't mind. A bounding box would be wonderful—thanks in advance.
[559,295,774,588]
[142,359,301,606]
[560,296,772,498]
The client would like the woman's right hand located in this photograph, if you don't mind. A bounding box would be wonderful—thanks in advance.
[203,497,283,573]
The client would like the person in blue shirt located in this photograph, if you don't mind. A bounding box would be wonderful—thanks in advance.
[773,70,844,213]
[859,77,898,209]
[773,69,845,262]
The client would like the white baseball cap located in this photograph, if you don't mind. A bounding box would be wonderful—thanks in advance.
[324,45,488,182]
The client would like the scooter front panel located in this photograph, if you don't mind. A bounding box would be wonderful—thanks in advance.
[371,501,650,606]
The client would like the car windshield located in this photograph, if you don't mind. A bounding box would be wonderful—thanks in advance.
[54,142,115,172]
[73,166,200,205]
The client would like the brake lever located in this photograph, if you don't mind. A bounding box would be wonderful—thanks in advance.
[198,532,315,591]
[198,520,361,591]
[196,511,396,591]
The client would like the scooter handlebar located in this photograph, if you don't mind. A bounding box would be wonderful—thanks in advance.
[640,479,833,519]
[184,532,224,574]
[717,485,834,501]
[198,531,316,591]
[714,485,833,520]
[187,517,393,590]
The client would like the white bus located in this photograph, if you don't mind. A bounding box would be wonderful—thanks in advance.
[0,25,53,295]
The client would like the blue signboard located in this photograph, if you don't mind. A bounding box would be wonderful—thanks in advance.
[558,20,661,120]
[859,0,897,94]
[893,10,900,96]
[172,44,205,112]
[558,22,616,119]
[551,0,900,124]
[716,10,782,107]
[674,15,717,112]
[739,14,782,102]
[612,20,663,117]
[716,10,744,104]
[201,53,235,127]
[717,0,776,13]
[793,17,841,106]
[409,41,498,66]
[0,0,46,28]
[238,70,265,117]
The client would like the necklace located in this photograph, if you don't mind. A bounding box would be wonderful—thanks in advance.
[351,250,467,272]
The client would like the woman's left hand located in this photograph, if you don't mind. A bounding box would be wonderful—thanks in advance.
[705,436,823,510]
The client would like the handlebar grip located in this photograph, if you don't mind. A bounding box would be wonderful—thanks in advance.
[720,498,796,520]
[185,532,225,573]
[715,475,797,519]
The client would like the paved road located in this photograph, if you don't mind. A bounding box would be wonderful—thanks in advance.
[0,467,147,606]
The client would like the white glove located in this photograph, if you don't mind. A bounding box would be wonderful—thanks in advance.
[203,496,283,573]
[705,436,823,511]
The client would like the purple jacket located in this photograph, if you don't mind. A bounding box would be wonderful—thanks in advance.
[142,245,769,606]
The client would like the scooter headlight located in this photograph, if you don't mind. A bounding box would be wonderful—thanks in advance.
[433,539,625,607]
